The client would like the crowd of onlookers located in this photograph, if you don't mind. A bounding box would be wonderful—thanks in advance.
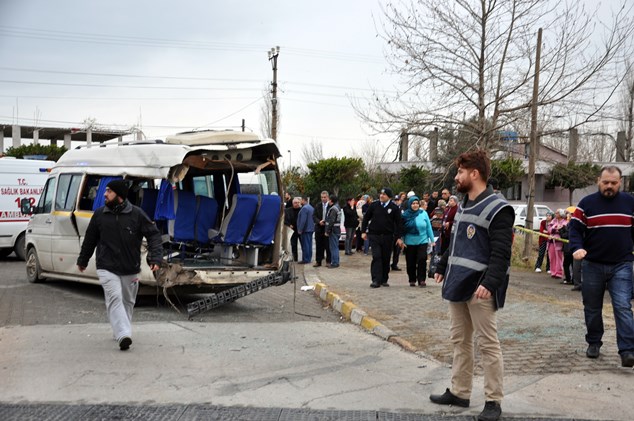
[533,206,582,291]
[282,187,459,286]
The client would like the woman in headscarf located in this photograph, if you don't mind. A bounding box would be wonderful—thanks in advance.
[402,196,435,287]
[547,208,568,279]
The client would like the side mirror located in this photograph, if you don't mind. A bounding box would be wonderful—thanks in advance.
[20,198,34,215]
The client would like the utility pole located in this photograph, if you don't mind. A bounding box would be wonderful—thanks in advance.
[523,28,542,261]
[268,46,280,141]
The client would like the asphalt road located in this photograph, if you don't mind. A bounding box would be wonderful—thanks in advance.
[0,257,338,326]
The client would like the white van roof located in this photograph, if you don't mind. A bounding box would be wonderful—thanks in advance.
[165,130,261,145]
[0,157,55,173]
[52,131,280,178]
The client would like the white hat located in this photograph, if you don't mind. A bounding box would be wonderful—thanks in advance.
[406,191,416,198]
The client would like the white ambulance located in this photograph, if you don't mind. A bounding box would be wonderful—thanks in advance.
[23,131,292,315]
[0,157,55,260]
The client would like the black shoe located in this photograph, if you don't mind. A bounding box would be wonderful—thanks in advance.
[571,285,581,291]
[409,282,416,287]
[119,336,132,351]
[429,388,469,407]
[328,264,339,268]
[391,266,402,271]
[382,283,390,287]
[370,283,380,288]
[478,401,502,421]
[560,280,573,285]
[621,352,634,367]
[586,343,600,358]
[312,263,322,267]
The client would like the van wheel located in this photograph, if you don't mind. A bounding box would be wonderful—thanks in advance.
[26,248,44,283]
[14,234,26,261]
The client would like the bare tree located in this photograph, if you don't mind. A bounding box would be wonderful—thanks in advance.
[619,64,634,160]
[356,0,634,153]
[260,84,279,139]
[349,139,393,174]
[300,139,324,167]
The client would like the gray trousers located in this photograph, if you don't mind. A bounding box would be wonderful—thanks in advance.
[96,269,139,341]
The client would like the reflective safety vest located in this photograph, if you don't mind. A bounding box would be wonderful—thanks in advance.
[442,193,512,307]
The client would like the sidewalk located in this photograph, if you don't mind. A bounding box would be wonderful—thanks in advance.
[303,251,633,420]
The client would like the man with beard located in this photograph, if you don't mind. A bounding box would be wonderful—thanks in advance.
[77,179,162,351]
[429,150,513,421]
[568,166,634,367]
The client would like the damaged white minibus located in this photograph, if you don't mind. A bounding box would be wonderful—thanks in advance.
[23,131,292,316]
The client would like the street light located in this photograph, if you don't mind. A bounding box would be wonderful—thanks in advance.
[287,149,292,171]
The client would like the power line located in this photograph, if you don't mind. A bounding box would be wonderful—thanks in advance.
[0,25,383,64]
[0,66,394,93]
[0,79,261,91]
[0,94,259,101]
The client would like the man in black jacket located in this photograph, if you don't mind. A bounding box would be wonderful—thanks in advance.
[284,196,301,261]
[429,150,513,421]
[77,179,163,351]
[312,190,331,267]
[361,187,403,288]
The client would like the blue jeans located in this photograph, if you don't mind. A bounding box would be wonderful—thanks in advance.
[299,232,313,263]
[328,228,341,266]
[581,260,634,353]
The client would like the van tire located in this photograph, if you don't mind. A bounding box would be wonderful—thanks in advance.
[14,234,26,261]
[26,247,44,283]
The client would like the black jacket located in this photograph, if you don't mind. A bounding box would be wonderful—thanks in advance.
[77,200,163,276]
[361,200,403,238]
[313,201,331,234]
[343,204,359,229]
[284,206,300,231]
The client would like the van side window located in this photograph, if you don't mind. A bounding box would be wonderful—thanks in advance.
[78,176,100,210]
[37,178,57,214]
[55,174,82,211]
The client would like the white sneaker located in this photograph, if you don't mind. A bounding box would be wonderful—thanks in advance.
[535,268,542,273]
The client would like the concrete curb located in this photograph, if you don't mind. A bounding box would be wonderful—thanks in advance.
[311,281,418,348]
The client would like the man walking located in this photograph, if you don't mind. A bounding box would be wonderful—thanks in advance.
[430,150,514,421]
[296,196,314,264]
[312,190,331,267]
[361,187,403,288]
[568,166,634,367]
[77,179,163,351]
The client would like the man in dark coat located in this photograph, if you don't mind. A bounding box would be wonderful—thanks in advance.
[312,190,331,267]
[77,179,163,351]
[361,187,403,288]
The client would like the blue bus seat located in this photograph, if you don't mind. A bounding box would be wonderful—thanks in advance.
[195,195,218,244]
[173,191,196,242]
[139,188,158,218]
[247,194,281,245]
[216,194,259,245]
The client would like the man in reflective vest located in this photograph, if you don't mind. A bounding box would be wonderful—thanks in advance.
[429,150,514,421]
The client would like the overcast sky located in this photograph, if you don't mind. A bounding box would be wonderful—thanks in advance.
[0,0,400,167]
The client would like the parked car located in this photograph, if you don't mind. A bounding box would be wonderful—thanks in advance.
[511,204,553,230]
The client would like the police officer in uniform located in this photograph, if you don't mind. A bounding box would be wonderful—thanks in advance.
[429,150,513,421]
[361,187,403,288]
